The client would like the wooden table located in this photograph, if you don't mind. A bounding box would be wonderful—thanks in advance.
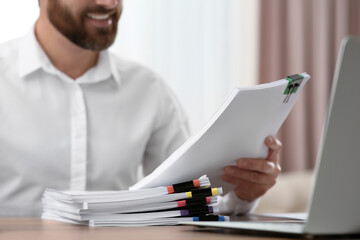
[0,218,306,240]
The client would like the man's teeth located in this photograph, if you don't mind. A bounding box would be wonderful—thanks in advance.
[87,13,111,20]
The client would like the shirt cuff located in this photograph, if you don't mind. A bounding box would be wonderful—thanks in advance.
[217,191,259,215]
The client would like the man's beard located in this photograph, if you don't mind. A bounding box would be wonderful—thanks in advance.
[47,0,121,51]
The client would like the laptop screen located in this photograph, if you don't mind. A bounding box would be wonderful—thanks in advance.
[305,37,360,235]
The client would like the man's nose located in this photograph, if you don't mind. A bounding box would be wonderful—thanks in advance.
[94,0,119,9]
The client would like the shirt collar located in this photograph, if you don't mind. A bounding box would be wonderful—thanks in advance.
[18,26,44,79]
[18,26,121,85]
[77,50,121,85]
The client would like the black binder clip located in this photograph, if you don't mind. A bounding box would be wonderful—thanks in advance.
[283,74,304,103]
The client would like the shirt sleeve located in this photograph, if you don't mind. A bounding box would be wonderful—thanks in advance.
[218,191,260,215]
[142,77,191,177]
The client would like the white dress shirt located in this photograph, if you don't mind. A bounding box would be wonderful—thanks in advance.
[0,28,256,217]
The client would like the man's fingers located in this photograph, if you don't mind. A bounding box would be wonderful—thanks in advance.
[236,158,280,175]
[220,136,283,202]
[265,136,282,161]
[221,175,272,201]
[224,166,277,185]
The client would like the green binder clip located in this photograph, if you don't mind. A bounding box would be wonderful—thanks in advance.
[283,74,304,103]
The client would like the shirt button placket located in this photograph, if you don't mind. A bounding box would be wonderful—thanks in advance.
[70,83,87,191]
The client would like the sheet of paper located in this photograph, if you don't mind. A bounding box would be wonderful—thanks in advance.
[131,73,310,193]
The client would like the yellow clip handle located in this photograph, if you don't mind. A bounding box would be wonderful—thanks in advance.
[211,188,218,196]
[186,192,192,198]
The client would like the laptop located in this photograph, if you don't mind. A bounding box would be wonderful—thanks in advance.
[183,36,360,237]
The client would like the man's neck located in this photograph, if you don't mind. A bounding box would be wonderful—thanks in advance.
[35,17,98,80]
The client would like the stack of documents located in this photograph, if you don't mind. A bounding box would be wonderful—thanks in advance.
[41,175,229,226]
[131,73,310,193]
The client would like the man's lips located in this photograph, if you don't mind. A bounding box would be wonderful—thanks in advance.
[86,12,114,21]
[85,11,116,27]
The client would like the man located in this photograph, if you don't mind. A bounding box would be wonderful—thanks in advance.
[0,0,281,216]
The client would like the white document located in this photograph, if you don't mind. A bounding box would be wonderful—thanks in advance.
[42,175,210,204]
[89,215,230,227]
[42,187,222,211]
[131,73,310,192]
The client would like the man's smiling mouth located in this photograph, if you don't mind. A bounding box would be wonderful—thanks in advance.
[86,12,114,20]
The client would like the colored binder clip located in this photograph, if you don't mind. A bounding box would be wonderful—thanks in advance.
[283,74,304,103]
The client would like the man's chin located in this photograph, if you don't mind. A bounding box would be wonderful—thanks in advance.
[80,27,117,50]
[77,36,116,51]
[68,27,115,51]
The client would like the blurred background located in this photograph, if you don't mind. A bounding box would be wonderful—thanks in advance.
[1,0,360,212]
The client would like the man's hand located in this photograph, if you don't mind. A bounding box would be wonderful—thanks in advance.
[221,136,282,202]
